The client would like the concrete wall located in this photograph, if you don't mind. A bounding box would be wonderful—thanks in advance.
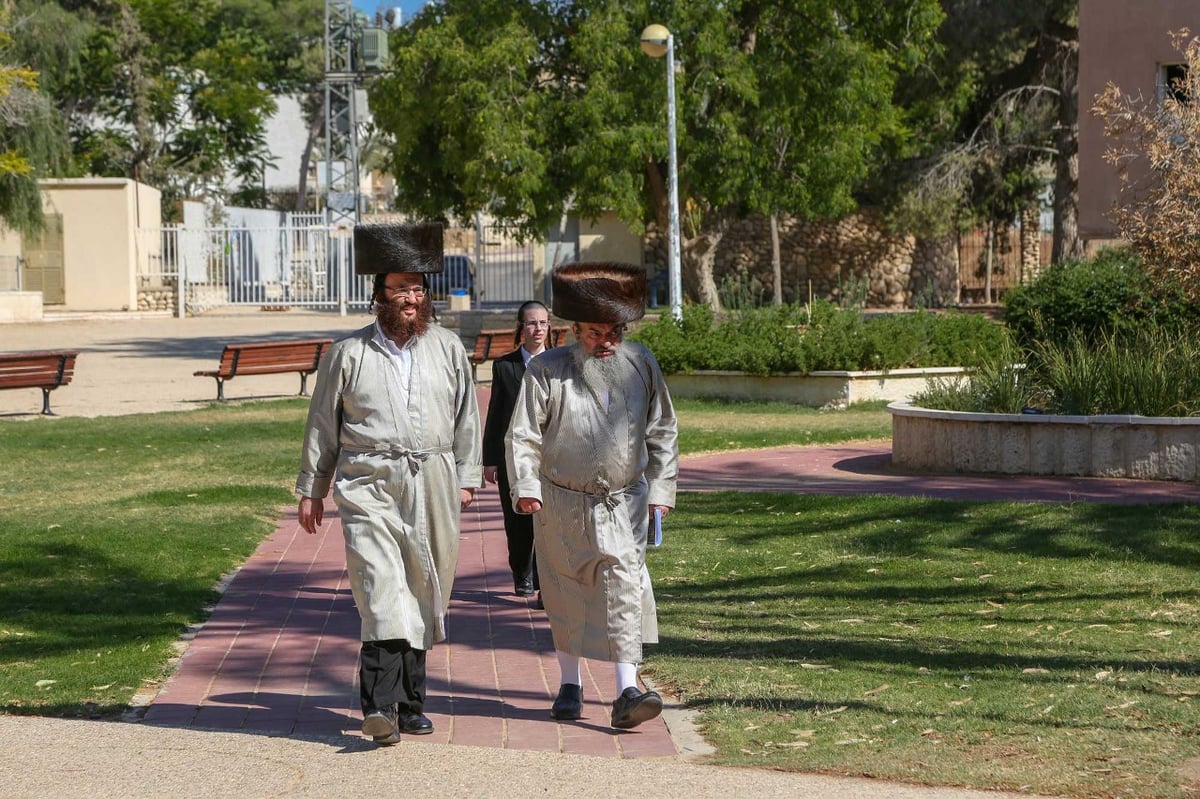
[1078,0,1200,239]
[577,211,642,263]
[36,179,163,312]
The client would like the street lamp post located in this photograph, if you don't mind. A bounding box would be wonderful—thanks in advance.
[639,24,682,321]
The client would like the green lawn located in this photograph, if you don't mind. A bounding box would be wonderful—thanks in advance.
[2,398,1197,797]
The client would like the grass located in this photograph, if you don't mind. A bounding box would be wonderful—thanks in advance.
[3,398,1199,796]
[646,492,1200,798]
[674,398,891,453]
[0,397,878,718]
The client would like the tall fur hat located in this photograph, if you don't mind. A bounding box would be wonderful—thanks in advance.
[353,223,444,275]
[551,262,647,323]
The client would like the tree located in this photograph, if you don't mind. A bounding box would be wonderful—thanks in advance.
[11,0,323,217]
[368,0,943,309]
[0,3,67,233]
[889,1,1081,266]
[1092,29,1200,302]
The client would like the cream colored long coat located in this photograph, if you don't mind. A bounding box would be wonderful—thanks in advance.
[296,322,481,649]
[506,343,678,663]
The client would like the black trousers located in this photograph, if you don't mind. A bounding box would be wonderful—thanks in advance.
[359,639,426,716]
[497,465,538,591]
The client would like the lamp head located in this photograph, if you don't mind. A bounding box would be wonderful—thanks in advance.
[639,24,670,58]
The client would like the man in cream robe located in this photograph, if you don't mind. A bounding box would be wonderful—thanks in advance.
[296,223,481,746]
[507,262,678,730]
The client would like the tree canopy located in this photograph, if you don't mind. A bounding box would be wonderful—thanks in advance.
[0,4,67,233]
[369,0,944,307]
[9,0,324,217]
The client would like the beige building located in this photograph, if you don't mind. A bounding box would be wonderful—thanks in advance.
[1078,0,1200,239]
[0,178,161,318]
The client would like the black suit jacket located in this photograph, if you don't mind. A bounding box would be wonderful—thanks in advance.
[481,346,528,468]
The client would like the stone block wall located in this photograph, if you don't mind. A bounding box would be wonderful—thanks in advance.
[645,208,962,309]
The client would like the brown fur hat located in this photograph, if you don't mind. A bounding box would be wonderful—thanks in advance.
[551,262,647,323]
[354,223,444,275]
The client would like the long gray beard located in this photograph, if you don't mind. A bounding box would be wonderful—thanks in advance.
[574,343,635,406]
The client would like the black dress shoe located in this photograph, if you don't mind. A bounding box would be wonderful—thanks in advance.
[514,579,535,597]
[397,711,434,735]
[610,687,663,729]
[532,591,544,610]
[361,708,401,745]
[550,683,583,720]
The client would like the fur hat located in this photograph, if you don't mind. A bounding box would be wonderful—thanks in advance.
[354,223,444,275]
[551,262,647,323]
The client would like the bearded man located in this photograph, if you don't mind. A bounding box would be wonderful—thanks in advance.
[296,223,481,746]
[506,262,679,729]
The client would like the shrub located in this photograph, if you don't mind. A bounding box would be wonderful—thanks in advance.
[1002,246,1200,347]
[913,328,1200,417]
[631,301,1008,375]
[1002,247,1147,346]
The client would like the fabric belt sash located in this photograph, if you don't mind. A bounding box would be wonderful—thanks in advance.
[342,444,453,476]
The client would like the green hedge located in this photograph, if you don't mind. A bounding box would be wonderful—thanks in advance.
[1002,246,1200,346]
[631,301,1010,376]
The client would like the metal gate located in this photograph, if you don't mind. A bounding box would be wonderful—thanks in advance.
[137,217,535,316]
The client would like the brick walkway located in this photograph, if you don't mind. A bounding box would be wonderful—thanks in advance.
[142,481,676,758]
[141,390,1200,759]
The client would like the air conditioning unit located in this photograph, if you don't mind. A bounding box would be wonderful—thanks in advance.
[359,28,388,71]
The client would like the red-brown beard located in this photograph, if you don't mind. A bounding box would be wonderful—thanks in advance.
[376,294,433,342]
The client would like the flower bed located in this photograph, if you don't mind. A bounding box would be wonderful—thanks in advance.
[889,401,1200,481]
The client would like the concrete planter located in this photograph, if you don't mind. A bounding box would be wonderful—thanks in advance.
[889,401,1200,481]
[664,367,967,408]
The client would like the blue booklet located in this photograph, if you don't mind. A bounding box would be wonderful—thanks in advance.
[651,507,663,547]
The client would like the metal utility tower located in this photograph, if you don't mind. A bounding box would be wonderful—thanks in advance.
[324,0,362,229]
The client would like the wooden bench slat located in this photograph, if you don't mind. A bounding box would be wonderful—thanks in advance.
[193,339,333,401]
[0,350,79,414]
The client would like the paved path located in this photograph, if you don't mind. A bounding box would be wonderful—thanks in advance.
[9,309,1193,797]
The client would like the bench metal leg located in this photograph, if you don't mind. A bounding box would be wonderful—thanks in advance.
[215,379,226,401]
[40,388,56,415]
[299,373,310,397]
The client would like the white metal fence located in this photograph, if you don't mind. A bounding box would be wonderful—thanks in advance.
[136,218,535,316]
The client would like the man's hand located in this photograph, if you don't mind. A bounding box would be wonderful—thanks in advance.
[483,465,498,485]
[650,504,670,521]
[298,496,323,535]
[460,487,476,510]
[516,497,542,514]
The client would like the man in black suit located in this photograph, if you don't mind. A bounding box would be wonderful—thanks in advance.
[481,301,551,604]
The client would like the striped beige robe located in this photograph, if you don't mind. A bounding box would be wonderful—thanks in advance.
[296,322,482,649]
[506,342,678,663]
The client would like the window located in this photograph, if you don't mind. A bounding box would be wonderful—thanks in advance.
[1159,63,1190,104]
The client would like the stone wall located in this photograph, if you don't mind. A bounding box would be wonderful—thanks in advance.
[645,208,961,309]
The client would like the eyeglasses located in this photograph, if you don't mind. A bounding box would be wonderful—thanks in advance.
[383,285,426,299]
[522,320,550,328]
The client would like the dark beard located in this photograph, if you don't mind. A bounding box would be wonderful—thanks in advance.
[377,296,433,342]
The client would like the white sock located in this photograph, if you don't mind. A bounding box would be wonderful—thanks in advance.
[557,650,581,686]
[616,661,638,693]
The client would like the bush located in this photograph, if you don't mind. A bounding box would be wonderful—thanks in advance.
[1002,247,1147,346]
[913,328,1200,417]
[1002,246,1200,347]
[631,301,1009,376]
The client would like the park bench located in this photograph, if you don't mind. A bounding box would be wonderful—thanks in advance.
[194,338,334,401]
[0,350,80,415]
[469,326,569,382]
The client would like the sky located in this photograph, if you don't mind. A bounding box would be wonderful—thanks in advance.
[353,1,428,25]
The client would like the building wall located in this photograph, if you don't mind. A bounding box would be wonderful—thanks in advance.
[577,211,642,263]
[38,179,162,311]
[1078,0,1200,239]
